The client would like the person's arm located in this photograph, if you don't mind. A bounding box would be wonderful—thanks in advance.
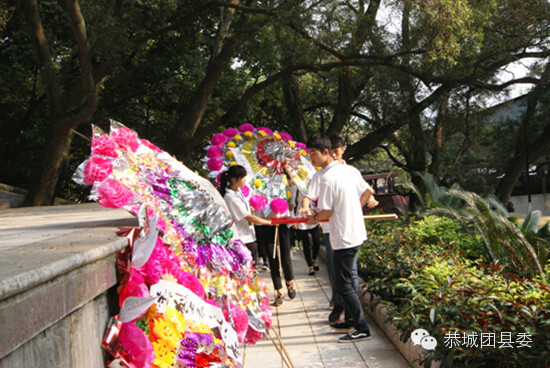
[360,185,378,208]
[298,196,312,215]
[244,214,272,226]
[307,209,332,225]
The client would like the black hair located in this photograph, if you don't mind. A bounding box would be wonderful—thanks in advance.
[219,165,247,197]
[329,133,346,149]
[306,133,332,153]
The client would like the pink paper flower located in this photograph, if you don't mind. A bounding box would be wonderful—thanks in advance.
[223,128,238,137]
[240,185,250,198]
[295,142,307,150]
[119,270,149,308]
[224,303,249,343]
[269,198,288,215]
[249,194,267,211]
[96,178,134,208]
[210,133,227,146]
[83,156,113,185]
[111,127,140,152]
[238,123,255,133]
[257,127,273,135]
[119,322,155,368]
[206,157,223,172]
[140,138,162,152]
[206,145,223,158]
[244,327,264,346]
[91,135,117,157]
[278,132,293,141]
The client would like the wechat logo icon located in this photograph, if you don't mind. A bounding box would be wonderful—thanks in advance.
[411,328,438,350]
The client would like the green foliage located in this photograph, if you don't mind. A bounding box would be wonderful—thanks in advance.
[360,218,550,367]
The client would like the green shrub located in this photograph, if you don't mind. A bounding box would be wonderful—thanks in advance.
[360,220,550,367]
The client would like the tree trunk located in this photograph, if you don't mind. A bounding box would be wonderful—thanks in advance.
[22,0,100,206]
[24,122,74,206]
[282,74,308,143]
[167,2,258,156]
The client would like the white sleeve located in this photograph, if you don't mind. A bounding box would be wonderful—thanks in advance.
[306,171,321,200]
[350,166,369,197]
[224,194,249,222]
[317,177,333,211]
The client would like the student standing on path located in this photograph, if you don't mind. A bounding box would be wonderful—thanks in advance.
[220,165,296,307]
[306,134,377,343]
[291,180,321,275]
[219,165,271,268]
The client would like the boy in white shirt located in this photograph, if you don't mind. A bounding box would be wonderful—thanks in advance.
[306,134,377,343]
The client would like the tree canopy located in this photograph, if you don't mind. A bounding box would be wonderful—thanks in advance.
[1,0,549,205]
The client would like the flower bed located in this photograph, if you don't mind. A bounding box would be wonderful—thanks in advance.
[359,217,550,367]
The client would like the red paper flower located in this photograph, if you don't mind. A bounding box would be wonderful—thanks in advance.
[111,127,140,152]
[83,156,113,185]
[96,178,134,208]
[91,135,117,157]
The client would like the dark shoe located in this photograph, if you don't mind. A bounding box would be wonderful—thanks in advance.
[313,260,319,271]
[273,292,284,307]
[329,321,352,330]
[260,263,270,272]
[328,304,345,323]
[286,280,297,299]
[308,266,315,275]
[338,329,371,343]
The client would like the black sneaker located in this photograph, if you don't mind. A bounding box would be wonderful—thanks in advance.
[312,260,319,271]
[328,304,345,323]
[286,280,297,299]
[329,321,352,330]
[338,329,371,343]
[273,293,284,307]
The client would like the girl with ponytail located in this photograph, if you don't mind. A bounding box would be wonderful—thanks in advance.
[219,165,272,269]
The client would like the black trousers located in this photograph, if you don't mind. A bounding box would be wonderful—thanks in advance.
[256,225,294,290]
[245,241,258,267]
[297,226,321,267]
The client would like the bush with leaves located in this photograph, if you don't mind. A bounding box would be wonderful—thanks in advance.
[360,218,550,367]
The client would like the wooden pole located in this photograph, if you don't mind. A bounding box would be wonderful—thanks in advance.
[272,225,279,259]
[266,328,293,368]
[267,327,296,368]
[363,213,398,220]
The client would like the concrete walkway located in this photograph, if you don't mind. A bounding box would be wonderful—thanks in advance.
[243,248,410,368]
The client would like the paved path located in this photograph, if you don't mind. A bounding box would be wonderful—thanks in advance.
[243,248,410,368]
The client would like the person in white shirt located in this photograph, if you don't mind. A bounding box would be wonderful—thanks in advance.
[305,134,377,343]
[219,165,296,306]
[291,177,321,275]
[219,165,271,267]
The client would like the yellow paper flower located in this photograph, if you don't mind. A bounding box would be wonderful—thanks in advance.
[254,179,263,188]
[152,341,176,368]
[286,190,291,198]
[288,140,295,147]
[273,133,281,139]
[227,141,236,148]
[226,150,234,158]
[244,131,253,138]
[234,134,242,140]
[257,130,266,137]
[230,161,238,166]
[299,149,307,156]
